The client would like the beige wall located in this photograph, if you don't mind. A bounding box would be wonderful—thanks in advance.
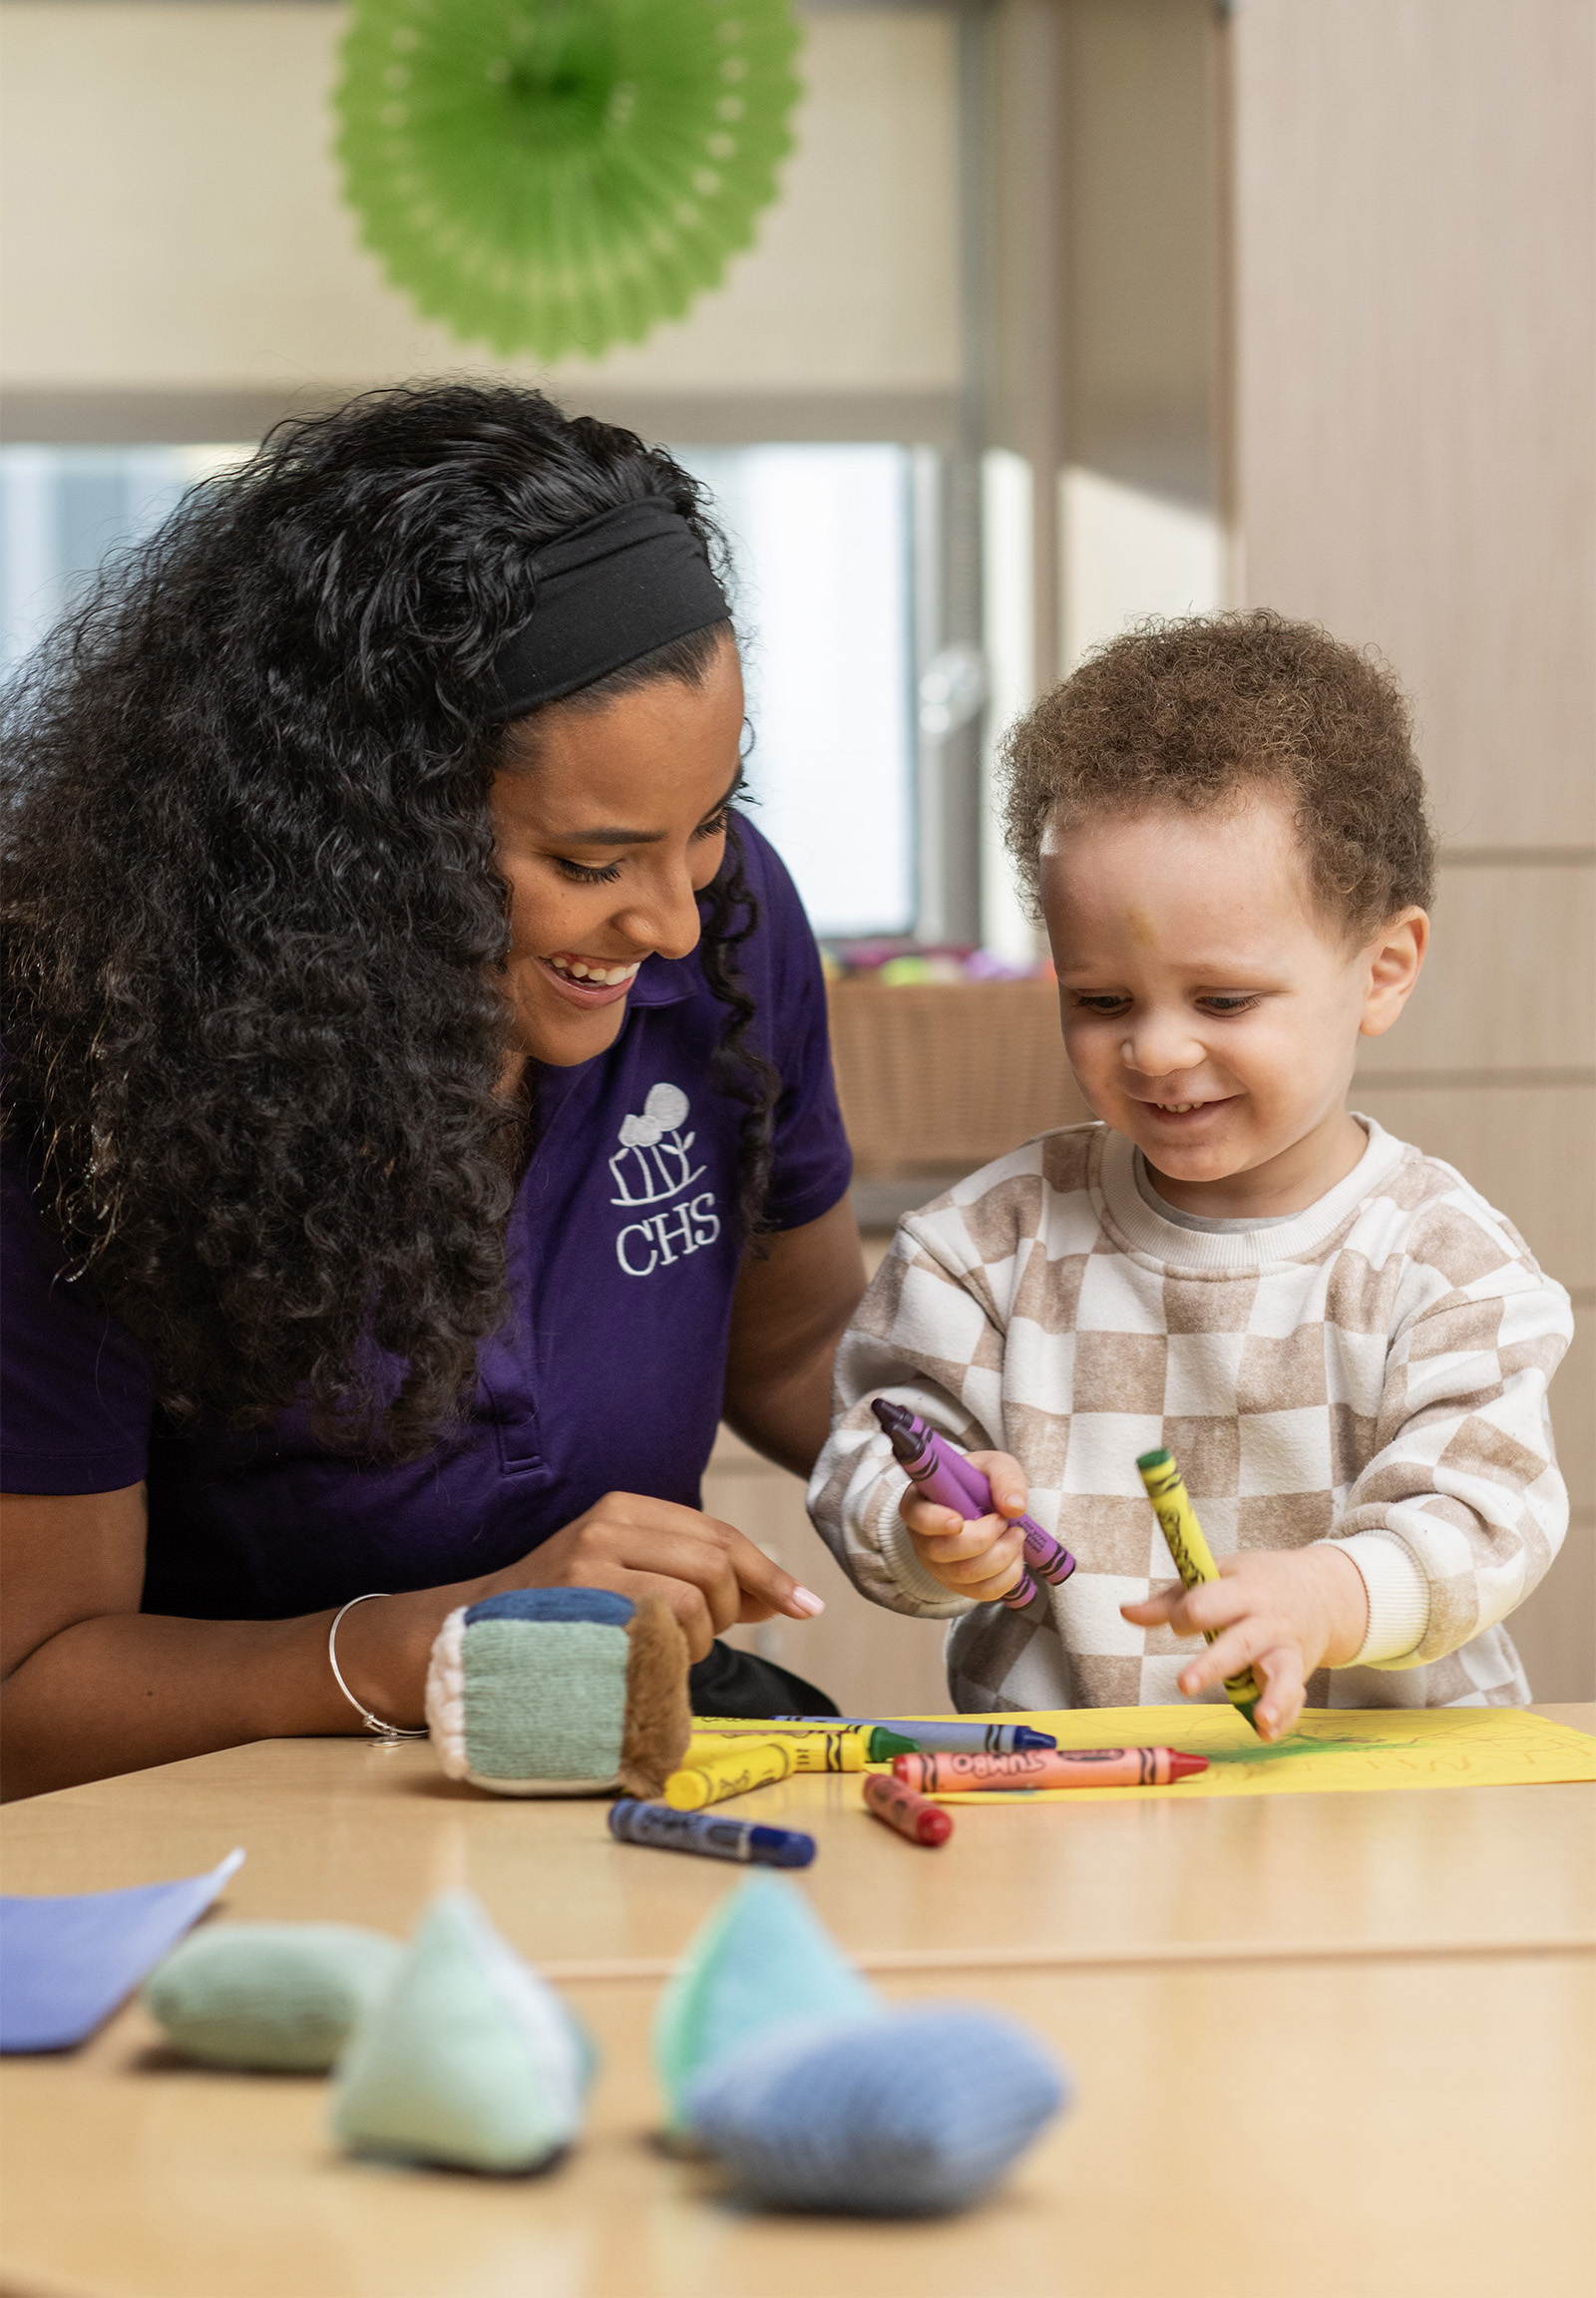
[1232,0,1596,1697]
[0,1,960,415]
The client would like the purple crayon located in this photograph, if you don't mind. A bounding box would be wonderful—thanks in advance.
[871,1398,1076,1614]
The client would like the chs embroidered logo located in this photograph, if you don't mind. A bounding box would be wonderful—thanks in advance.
[607,1082,705,1207]
[610,1083,720,1277]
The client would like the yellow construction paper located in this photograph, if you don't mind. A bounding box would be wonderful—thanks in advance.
[876,1705,1596,1802]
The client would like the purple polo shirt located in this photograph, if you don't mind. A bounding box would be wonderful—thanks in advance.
[0,822,851,1620]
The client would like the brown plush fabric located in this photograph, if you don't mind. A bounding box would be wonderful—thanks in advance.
[617,1595,693,1797]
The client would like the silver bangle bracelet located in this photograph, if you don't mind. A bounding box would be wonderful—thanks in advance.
[327,1593,428,1741]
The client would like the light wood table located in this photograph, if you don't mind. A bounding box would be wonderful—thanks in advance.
[2,1710,1592,2298]
[5,1710,1592,1979]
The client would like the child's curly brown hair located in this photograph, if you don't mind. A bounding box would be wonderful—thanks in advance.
[998,609,1434,941]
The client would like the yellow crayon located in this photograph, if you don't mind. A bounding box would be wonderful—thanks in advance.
[684,1727,870,1773]
[1137,1448,1264,1735]
[664,1739,793,1810]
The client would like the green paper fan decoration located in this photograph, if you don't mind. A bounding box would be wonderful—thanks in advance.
[335,0,804,360]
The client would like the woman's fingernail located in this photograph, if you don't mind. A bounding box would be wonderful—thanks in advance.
[789,1586,825,1617]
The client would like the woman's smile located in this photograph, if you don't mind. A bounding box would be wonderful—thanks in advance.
[491,632,745,1071]
[538,951,644,1007]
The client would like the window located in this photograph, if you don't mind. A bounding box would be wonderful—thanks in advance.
[675,444,916,939]
[1,439,923,944]
[0,446,247,676]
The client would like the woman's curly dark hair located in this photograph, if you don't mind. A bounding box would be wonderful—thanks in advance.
[2,382,779,1457]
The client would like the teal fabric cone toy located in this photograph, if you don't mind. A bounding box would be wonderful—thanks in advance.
[143,1922,402,2072]
[653,1872,881,2133]
[425,1587,691,1797]
[331,1893,593,2173]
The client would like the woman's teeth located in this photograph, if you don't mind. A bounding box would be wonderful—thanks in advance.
[548,955,639,986]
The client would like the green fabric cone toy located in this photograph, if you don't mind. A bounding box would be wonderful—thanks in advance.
[331,1893,595,2173]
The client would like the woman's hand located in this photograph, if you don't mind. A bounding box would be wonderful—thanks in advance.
[898,1450,1030,1604]
[1119,1546,1370,1740]
[0,1483,823,1799]
[489,1492,825,1662]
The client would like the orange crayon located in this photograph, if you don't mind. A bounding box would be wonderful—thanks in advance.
[893,1746,1207,1793]
[863,1770,954,1846]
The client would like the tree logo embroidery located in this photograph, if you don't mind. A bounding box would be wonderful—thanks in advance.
[609,1083,720,1277]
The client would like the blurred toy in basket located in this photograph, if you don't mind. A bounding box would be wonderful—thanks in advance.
[823,954,1084,1182]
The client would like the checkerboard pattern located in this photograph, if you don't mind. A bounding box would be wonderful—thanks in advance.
[809,1122,1573,1714]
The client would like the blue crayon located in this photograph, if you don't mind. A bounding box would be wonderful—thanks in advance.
[778,1717,1057,1755]
[607,1799,816,1868]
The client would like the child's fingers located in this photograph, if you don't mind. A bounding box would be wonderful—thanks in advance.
[1119,1575,1196,1629]
[920,1515,1023,1570]
[905,1506,1012,1564]
[1163,1579,1254,1639]
[1176,1611,1282,1697]
[925,1523,1027,1600]
[963,1451,1029,1519]
[1249,1646,1307,1740]
[953,1552,1029,1604]
[900,1491,973,1540]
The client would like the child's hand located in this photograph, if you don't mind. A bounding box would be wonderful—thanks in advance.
[898,1451,1030,1604]
[1119,1546,1370,1741]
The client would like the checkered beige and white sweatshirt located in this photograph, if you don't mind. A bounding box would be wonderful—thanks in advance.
[809,1119,1573,1713]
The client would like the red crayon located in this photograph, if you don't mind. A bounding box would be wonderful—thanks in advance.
[893,1746,1208,1793]
[863,1769,955,1846]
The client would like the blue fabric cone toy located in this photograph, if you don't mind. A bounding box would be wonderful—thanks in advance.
[655,1873,1069,2214]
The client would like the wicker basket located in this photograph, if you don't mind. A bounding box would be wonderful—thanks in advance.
[826,977,1092,1178]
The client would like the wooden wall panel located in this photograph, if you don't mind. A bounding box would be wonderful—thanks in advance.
[1358,864,1596,1077]
[1232,0,1595,1695]
[1231,0,1596,849]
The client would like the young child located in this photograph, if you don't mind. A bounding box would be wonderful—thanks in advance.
[809,612,1572,1738]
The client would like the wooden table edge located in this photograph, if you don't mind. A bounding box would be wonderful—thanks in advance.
[536,1933,1596,1984]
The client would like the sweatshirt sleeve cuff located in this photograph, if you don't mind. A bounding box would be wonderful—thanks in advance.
[875,1474,979,1618]
[1326,1531,1431,1667]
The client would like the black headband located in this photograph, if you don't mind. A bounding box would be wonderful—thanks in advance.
[489,496,731,719]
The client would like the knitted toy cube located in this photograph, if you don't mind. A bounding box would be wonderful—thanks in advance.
[425,1587,691,1798]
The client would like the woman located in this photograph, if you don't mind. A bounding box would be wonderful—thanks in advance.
[0,384,866,1799]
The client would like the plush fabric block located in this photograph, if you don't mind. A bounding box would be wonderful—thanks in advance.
[653,1872,880,2133]
[142,1922,401,2072]
[683,2006,1069,2215]
[330,1893,593,2173]
[426,1586,691,1797]
[465,1619,629,1784]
